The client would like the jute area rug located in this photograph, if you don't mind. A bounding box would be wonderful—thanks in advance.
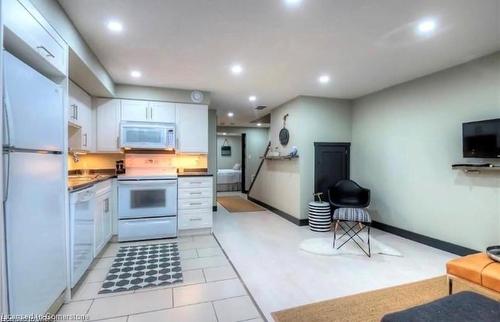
[272,276,494,322]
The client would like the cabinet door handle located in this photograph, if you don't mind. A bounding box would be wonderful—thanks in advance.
[189,218,202,221]
[146,107,149,120]
[83,133,87,147]
[37,45,55,58]
[190,192,202,195]
[150,107,153,120]
[189,202,202,206]
[104,198,110,213]
[70,104,76,120]
[190,182,202,185]
[116,136,120,149]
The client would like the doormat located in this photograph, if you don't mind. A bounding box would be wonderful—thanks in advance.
[99,242,183,294]
[217,196,265,212]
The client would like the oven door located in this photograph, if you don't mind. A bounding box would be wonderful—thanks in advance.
[120,122,175,149]
[118,180,177,219]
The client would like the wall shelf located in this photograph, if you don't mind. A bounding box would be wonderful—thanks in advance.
[452,165,500,173]
[260,155,299,160]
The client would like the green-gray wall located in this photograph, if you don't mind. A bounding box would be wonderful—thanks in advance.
[217,135,241,170]
[250,96,352,219]
[351,52,500,251]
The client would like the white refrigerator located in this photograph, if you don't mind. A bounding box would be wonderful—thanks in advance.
[3,51,66,314]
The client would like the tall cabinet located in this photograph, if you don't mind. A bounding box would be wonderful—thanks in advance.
[175,104,208,153]
[95,98,121,152]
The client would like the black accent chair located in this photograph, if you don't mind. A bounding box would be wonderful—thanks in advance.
[328,180,372,256]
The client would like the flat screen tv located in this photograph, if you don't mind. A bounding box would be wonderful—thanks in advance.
[463,118,500,158]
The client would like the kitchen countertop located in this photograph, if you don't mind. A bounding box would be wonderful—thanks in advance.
[68,171,212,192]
[68,174,116,192]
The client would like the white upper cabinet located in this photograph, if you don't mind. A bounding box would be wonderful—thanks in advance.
[121,100,176,123]
[96,98,121,152]
[3,0,66,76]
[175,104,208,153]
[149,102,176,123]
[69,81,94,151]
[121,99,149,122]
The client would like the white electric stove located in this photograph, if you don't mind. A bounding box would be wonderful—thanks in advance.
[117,154,178,241]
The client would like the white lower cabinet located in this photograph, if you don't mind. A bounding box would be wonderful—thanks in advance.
[94,180,113,256]
[178,176,213,233]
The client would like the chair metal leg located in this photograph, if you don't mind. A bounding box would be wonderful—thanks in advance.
[333,221,337,248]
[367,224,371,257]
[335,221,372,257]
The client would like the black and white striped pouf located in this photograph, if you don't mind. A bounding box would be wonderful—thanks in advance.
[308,201,331,232]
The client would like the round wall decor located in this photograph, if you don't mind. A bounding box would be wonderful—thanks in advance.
[190,90,204,103]
[279,114,290,146]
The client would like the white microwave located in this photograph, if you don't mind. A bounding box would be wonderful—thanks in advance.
[120,121,176,150]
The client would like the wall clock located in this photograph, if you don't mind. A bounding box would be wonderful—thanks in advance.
[190,90,204,103]
[279,114,290,146]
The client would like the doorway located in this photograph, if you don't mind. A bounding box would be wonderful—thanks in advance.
[314,142,350,201]
[216,132,244,193]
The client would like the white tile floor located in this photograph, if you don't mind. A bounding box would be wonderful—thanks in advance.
[59,192,458,322]
[58,235,263,322]
[213,193,458,321]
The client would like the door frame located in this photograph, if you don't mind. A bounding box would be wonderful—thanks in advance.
[241,133,247,193]
[313,142,351,197]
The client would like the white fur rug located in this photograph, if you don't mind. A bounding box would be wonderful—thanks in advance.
[299,233,402,257]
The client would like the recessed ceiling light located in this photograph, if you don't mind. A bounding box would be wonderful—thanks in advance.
[318,75,330,84]
[231,64,243,75]
[257,123,262,127]
[227,112,234,117]
[130,70,142,78]
[107,20,123,32]
[223,132,227,136]
[249,95,257,102]
[284,0,302,7]
[416,19,437,35]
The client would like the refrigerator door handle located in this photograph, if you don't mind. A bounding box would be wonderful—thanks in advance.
[3,151,10,203]
[3,79,14,147]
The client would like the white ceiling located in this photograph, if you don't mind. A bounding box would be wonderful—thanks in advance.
[58,0,500,125]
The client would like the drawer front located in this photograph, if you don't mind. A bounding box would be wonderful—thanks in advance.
[118,217,177,242]
[4,0,65,74]
[178,210,212,230]
[178,177,212,189]
[178,198,211,210]
[178,187,212,200]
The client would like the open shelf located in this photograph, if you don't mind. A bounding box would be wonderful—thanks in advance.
[260,155,299,160]
[452,165,500,173]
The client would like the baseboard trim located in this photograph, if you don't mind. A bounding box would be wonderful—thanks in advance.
[371,221,478,256]
[212,206,217,212]
[247,196,309,226]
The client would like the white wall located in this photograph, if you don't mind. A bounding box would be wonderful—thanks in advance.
[351,52,500,251]
[217,135,242,170]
